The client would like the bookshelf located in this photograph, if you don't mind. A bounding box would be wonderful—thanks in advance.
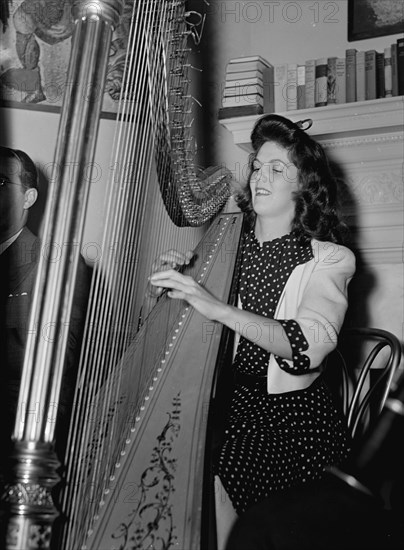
[219,96,404,151]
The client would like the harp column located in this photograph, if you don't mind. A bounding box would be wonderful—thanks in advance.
[0,0,123,548]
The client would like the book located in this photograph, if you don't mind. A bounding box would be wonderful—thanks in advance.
[297,65,305,110]
[223,82,262,97]
[225,69,264,81]
[228,55,272,65]
[376,51,385,98]
[335,58,346,104]
[346,48,357,102]
[222,93,264,107]
[218,104,263,119]
[226,56,273,74]
[274,64,288,112]
[286,63,298,110]
[327,57,337,104]
[365,50,377,100]
[397,38,404,96]
[305,59,316,109]
[384,47,393,98]
[391,43,398,96]
[262,64,275,113]
[226,62,269,73]
[315,58,328,107]
[356,51,366,102]
[224,76,264,89]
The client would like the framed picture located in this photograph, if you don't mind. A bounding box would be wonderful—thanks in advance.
[348,0,404,41]
[0,0,133,118]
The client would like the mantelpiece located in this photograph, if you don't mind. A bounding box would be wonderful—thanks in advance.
[220,97,404,266]
[219,96,404,151]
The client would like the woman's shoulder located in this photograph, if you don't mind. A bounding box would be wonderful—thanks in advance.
[309,239,356,269]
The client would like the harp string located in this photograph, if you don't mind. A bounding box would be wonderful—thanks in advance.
[97,0,175,483]
[68,18,156,543]
[59,1,204,546]
[60,3,156,543]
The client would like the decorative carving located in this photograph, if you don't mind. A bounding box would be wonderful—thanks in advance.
[110,394,181,549]
[5,521,20,548]
[5,519,52,549]
[347,172,403,205]
[29,524,52,549]
[321,133,403,149]
[2,483,53,507]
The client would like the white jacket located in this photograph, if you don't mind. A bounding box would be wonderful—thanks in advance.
[236,239,356,394]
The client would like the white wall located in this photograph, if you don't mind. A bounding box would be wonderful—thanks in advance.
[0,105,116,254]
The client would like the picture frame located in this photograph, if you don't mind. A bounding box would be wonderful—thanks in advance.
[348,0,404,42]
[0,0,132,118]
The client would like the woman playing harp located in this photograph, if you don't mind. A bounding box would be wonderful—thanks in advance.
[150,114,356,548]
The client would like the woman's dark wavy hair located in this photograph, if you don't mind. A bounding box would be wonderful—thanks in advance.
[236,114,348,244]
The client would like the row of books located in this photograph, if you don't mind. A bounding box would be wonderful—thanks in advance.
[219,38,404,119]
[277,38,404,112]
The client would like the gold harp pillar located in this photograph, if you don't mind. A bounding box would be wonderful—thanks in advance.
[0,0,123,547]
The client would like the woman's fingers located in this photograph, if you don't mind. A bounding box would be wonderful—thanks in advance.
[150,270,204,302]
[149,269,192,291]
[152,249,194,272]
[150,269,225,322]
[184,250,194,262]
[148,251,193,301]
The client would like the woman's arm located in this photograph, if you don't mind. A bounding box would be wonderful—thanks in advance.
[278,242,356,370]
[150,242,356,366]
[149,269,294,359]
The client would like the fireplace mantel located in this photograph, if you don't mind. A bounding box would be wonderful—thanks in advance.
[219,96,404,151]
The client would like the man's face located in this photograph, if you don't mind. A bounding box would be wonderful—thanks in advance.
[0,157,30,242]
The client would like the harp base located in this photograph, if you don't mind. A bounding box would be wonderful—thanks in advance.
[0,441,60,550]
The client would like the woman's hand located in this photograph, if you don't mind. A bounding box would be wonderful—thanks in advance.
[149,269,228,321]
[148,249,193,298]
[150,265,293,359]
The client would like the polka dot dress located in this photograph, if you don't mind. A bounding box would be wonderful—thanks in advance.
[217,230,350,515]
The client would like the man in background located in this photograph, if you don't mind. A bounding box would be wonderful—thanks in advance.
[0,145,90,457]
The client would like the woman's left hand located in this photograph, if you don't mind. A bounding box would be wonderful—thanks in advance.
[149,269,227,321]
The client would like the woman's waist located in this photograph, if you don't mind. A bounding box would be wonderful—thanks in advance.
[233,367,323,394]
[233,369,267,390]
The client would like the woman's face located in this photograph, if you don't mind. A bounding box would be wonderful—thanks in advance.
[249,141,299,223]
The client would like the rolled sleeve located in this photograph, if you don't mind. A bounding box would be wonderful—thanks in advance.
[275,319,310,373]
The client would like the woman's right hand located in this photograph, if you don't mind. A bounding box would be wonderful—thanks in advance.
[148,249,194,298]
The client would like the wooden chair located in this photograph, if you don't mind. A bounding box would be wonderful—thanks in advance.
[324,327,403,441]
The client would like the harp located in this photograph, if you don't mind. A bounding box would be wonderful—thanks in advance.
[0,0,243,548]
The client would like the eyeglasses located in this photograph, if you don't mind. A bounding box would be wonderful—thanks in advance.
[0,148,24,188]
[0,177,24,188]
